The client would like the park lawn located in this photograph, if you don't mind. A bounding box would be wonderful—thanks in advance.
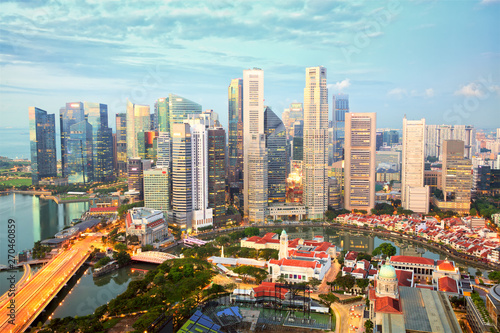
[59,195,90,201]
[0,178,32,186]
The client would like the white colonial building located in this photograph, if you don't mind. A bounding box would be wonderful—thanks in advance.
[125,207,170,246]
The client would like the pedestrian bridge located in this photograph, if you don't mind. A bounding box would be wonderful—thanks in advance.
[183,237,208,247]
[131,251,178,264]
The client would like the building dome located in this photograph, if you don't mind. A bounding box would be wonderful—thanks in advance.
[379,264,397,279]
[281,229,287,236]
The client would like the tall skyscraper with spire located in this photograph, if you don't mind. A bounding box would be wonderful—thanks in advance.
[243,68,267,223]
[303,66,328,219]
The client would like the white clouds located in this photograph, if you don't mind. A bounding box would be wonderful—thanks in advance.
[328,78,351,92]
[454,83,485,97]
[387,88,407,99]
[425,88,435,98]
[387,87,435,99]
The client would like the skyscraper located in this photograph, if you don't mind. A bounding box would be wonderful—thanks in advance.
[441,140,472,213]
[137,131,157,160]
[168,93,202,134]
[303,66,328,219]
[243,68,267,223]
[228,78,244,189]
[156,132,172,168]
[402,117,429,213]
[29,107,57,185]
[332,94,349,163]
[84,102,113,182]
[208,127,227,217]
[67,120,93,183]
[144,168,171,214]
[155,98,169,133]
[265,106,287,203]
[171,123,193,231]
[344,113,376,212]
[59,102,84,178]
[190,123,213,231]
[127,158,151,200]
[115,113,127,176]
[126,100,150,158]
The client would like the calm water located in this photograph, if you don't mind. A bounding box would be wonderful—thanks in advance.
[0,128,31,160]
[0,193,89,293]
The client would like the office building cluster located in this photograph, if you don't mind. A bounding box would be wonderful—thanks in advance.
[29,67,497,234]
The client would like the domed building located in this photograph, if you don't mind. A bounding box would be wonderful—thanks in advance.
[375,262,399,299]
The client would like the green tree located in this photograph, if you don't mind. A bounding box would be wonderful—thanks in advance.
[356,278,370,292]
[113,250,131,267]
[141,244,154,252]
[94,256,111,269]
[476,270,482,277]
[318,293,339,307]
[114,242,127,251]
[372,242,396,258]
[470,208,477,216]
[309,277,321,290]
[488,271,500,284]
[244,227,260,237]
[233,265,268,284]
[365,319,374,333]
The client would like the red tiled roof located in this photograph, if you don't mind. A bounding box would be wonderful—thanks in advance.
[375,297,402,314]
[436,260,456,271]
[368,269,378,276]
[352,268,368,278]
[390,255,434,266]
[89,207,117,212]
[395,270,413,287]
[314,242,332,252]
[415,284,434,290]
[343,267,353,273]
[245,236,261,242]
[269,258,319,269]
[345,251,358,261]
[438,276,458,293]
[263,232,277,240]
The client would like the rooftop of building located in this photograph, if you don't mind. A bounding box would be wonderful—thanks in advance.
[389,255,435,266]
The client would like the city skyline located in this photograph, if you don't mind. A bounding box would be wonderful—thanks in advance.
[1,1,499,134]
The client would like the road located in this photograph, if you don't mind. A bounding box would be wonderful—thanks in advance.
[0,237,96,332]
[318,260,341,294]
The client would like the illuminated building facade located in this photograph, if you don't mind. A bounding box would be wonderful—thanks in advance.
[29,107,57,185]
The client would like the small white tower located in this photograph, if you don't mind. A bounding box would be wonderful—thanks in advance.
[279,229,289,260]
[221,245,224,258]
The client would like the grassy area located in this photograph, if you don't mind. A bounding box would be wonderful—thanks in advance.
[59,195,90,201]
[102,318,120,329]
[0,178,32,186]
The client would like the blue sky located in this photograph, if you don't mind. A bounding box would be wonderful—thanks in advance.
[1,0,499,132]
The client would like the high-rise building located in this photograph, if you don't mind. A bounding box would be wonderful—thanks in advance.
[155,98,169,133]
[171,123,193,231]
[332,94,349,163]
[66,120,93,183]
[243,68,268,223]
[115,113,127,176]
[426,125,475,159]
[190,123,213,231]
[382,130,399,147]
[402,117,429,213]
[441,140,472,213]
[282,103,304,138]
[59,102,85,178]
[144,168,171,214]
[168,93,202,134]
[265,107,287,203]
[208,127,226,217]
[127,158,151,200]
[137,131,157,160]
[303,66,328,219]
[156,132,172,168]
[286,160,303,204]
[344,113,376,212]
[126,100,150,158]
[84,102,114,182]
[228,78,244,189]
[328,177,341,209]
[29,107,57,185]
[112,133,117,173]
[376,131,383,151]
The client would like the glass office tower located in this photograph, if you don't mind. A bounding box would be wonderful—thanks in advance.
[29,107,57,184]
[265,107,287,203]
[60,102,85,178]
